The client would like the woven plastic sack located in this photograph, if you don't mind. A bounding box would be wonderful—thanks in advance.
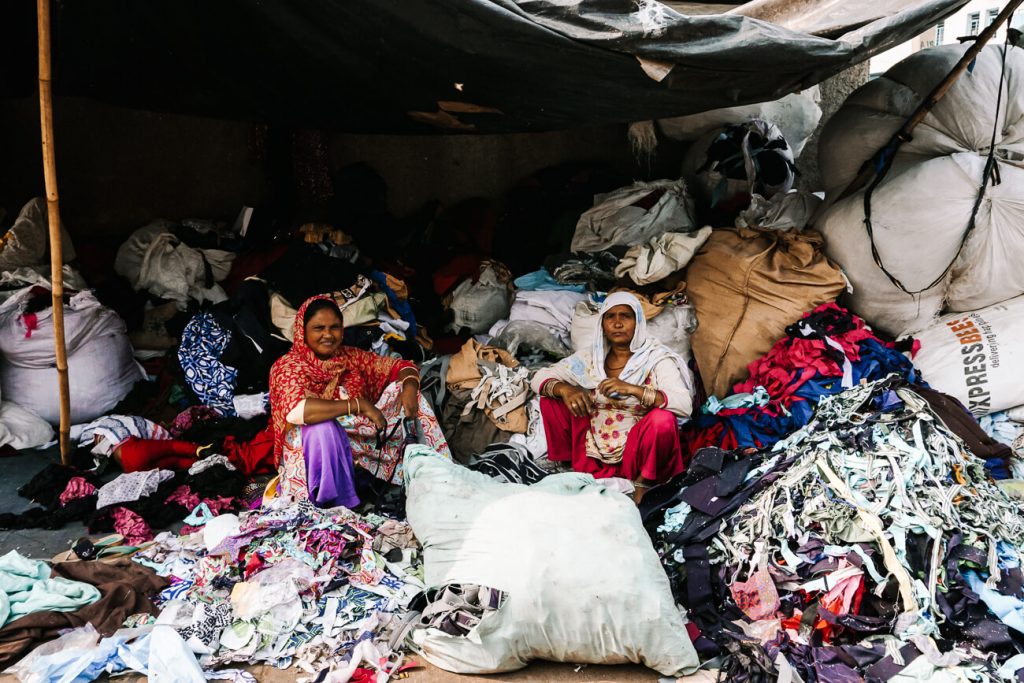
[0,198,76,271]
[404,447,700,676]
[910,295,1024,417]
[0,287,144,424]
[816,44,1024,335]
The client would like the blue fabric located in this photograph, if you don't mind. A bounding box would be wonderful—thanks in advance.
[513,269,586,293]
[178,313,238,415]
[688,335,924,451]
[370,271,417,337]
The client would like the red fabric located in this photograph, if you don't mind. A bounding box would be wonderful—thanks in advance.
[117,438,198,473]
[222,427,275,476]
[269,295,415,462]
[539,397,686,483]
[431,254,483,296]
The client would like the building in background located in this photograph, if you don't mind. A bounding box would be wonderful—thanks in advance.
[870,0,1011,74]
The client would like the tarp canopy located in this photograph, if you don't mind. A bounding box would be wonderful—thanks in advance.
[2,0,967,133]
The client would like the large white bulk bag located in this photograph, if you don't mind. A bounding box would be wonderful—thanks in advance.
[0,287,145,424]
[659,87,822,158]
[571,179,696,253]
[816,45,1024,336]
[404,446,700,676]
[910,296,1024,417]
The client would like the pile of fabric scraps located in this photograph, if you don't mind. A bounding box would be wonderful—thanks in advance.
[647,376,1024,680]
[131,499,424,681]
[682,302,922,452]
[980,411,1024,480]
[0,457,245,542]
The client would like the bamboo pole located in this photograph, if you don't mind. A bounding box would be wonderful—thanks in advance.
[819,0,1023,211]
[36,0,72,463]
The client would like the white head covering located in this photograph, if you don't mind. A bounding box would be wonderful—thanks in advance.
[591,291,657,386]
[546,291,687,391]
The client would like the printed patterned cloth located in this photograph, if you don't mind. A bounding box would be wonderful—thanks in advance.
[280,382,451,503]
[73,415,171,456]
[178,313,238,415]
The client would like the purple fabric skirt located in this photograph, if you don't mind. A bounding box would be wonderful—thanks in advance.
[301,420,361,509]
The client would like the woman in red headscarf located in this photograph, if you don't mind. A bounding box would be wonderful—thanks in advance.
[269,295,450,507]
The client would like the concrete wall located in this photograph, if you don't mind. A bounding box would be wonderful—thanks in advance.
[0,96,648,238]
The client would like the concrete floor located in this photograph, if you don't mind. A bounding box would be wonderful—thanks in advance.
[0,447,92,561]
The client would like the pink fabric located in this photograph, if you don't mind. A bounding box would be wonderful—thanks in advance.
[21,313,38,339]
[539,397,686,483]
[58,477,97,506]
[730,567,780,621]
[167,485,201,511]
[203,497,237,515]
[111,507,154,545]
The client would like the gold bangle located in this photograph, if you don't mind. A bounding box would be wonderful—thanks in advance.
[402,376,420,387]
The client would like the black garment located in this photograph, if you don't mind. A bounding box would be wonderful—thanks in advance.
[467,445,548,485]
[259,242,365,307]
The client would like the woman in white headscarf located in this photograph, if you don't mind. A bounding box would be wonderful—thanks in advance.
[530,292,694,499]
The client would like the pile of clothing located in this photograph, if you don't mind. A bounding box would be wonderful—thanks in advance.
[131,500,423,680]
[682,303,922,452]
[647,377,1024,680]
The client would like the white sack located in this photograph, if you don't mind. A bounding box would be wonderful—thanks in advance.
[115,221,233,308]
[909,295,1024,417]
[571,299,697,360]
[0,402,54,450]
[816,45,1024,335]
[659,87,822,158]
[571,179,696,253]
[508,290,589,343]
[449,263,513,335]
[614,226,713,285]
[404,447,700,676]
[0,197,76,271]
[0,287,145,424]
[736,191,822,232]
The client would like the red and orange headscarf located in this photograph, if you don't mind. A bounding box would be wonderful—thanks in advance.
[269,294,414,461]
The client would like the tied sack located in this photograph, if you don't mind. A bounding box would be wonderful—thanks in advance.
[816,45,1024,335]
[447,261,513,335]
[0,287,145,424]
[687,228,846,398]
[909,295,1024,417]
[404,446,700,676]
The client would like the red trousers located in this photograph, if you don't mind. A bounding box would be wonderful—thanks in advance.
[539,397,686,484]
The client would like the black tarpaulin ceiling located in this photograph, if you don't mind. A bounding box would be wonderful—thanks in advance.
[2,0,968,133]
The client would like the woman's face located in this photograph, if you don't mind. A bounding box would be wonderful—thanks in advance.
[602,304,636,347]
[305,307,343,359]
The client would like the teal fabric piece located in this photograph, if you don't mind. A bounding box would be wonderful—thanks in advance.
[703,386,770,415]
[0,550,101,626]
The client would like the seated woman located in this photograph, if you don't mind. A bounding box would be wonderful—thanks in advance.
[270,295,450,508]
[531,292,694,500]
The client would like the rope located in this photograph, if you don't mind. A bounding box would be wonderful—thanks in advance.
[862,30,1012,296]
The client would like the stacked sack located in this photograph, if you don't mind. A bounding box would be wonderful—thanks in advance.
[816,44,1024,336]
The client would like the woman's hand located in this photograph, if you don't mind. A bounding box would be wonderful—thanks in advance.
[598,378,641,401]
[359,401,388,430]
[557,384,594,418]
